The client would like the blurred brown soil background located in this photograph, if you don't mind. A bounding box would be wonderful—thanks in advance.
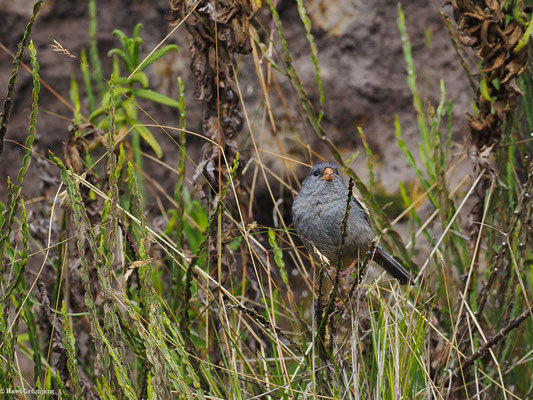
[0,0,471,247]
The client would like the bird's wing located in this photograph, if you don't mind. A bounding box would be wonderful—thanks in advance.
[351,193,371,223]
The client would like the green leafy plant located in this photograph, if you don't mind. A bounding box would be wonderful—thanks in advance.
[1,0,532,399]
[87,23,179,159]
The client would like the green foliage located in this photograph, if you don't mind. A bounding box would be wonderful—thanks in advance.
[87,23,179,159]
[181,192,209,255]
[61,302,83,398]
[0,1,532,399]
[268,228,288,284]
[89,0,106,97]
[0,0,43,157]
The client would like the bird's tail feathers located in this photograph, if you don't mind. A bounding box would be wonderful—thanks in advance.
[374,245,412,285]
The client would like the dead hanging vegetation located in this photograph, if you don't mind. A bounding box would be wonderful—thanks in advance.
[451,0,528,138]
[443,1,533,397]
[166,0,272,359]
[448,0,529,239]
[168,0,252,190]
[167,0,252,263]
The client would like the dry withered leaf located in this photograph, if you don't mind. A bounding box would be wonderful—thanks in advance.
[466,113,487,131]
[459,33,478,46]
[448,0,527,148]
[488,2,503,18]
[502,23,522,49]
[502,53,528,83]
[492,100,506,119]
[168,0,252,295]
[65,123,106,173]
[481,51,506,72]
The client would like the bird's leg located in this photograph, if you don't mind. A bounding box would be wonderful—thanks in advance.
[341,259,359,280]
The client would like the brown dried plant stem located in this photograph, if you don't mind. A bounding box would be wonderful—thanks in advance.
[476,159,533,317]
[446,5,529,391]
[167,5,253,348]
[448,1,527,243]
[446,305,533,387]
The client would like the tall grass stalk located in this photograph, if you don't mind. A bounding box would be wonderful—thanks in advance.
[0,1,531,399]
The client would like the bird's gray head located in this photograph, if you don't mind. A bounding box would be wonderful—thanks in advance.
[300,162,345,195]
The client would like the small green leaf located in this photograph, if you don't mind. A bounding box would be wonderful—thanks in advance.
[69,75,82,125]
[345,150,360,164]
[126,38,136,69]
[133,88,181,108]
[229,237,242,252]
[122,98,137,119]
[89,106,106,122]
[129,119,163,158]
[133,23,143,40]
[128,71,149,87]
[97,112,125,129]
[190,200,208,231]
[112,28,128,44]
[114,72,149,88]
[480,78,491,101]
[102,86,129,107]
[133,38,142,66]
[112,53,121,76]
[137,44,178,72]
[514,15,533,52]
[424,28,432,49]
[268,229,288,284]
[80,49,96,112]
[108,48,129,70]
[183,201,208,254]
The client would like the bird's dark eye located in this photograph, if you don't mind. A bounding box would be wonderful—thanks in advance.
[313,171,320,177]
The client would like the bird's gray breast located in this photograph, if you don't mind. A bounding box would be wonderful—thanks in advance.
[293,192,374,266]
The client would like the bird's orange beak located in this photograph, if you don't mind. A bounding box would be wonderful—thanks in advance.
[322,167,334,181]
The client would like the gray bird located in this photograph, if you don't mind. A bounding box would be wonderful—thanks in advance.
[292,162,412,284]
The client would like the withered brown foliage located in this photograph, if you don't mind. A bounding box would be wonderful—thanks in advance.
[168,0,252,191]
[449,0,529,240]
[168,0,254,270]
[445,2,531,397]
[452,1,527,140]
[168,0,261,357]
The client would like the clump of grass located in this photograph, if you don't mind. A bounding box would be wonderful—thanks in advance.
[0,0,532,399]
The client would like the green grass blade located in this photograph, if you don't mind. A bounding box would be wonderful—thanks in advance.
[0,0,43,158]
